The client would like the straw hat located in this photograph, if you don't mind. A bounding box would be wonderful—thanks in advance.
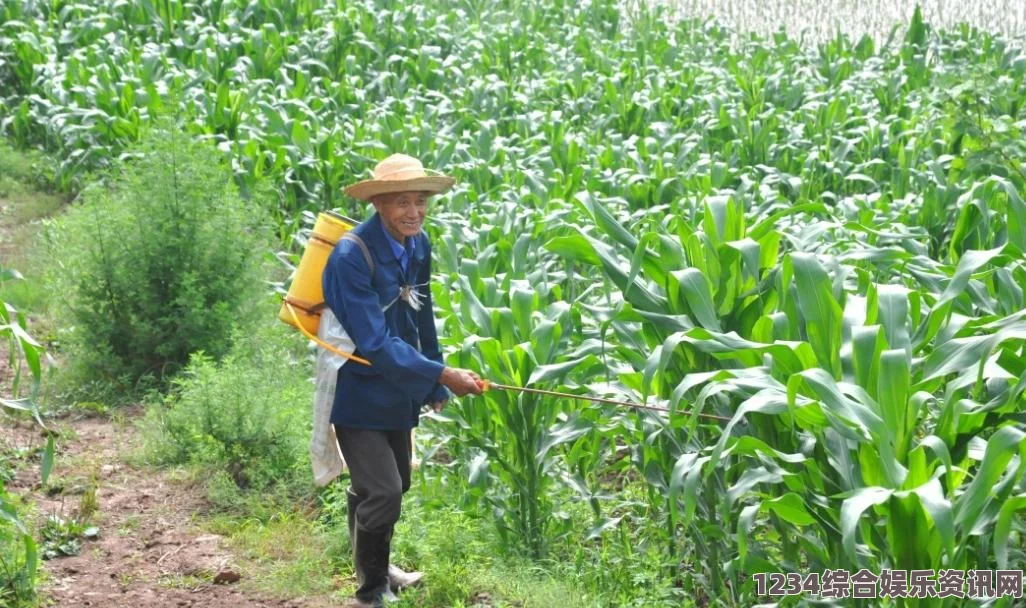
[343,153,455,201]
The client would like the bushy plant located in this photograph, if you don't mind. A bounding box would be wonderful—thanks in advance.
[45,118,271,394]
[142,315,313,493]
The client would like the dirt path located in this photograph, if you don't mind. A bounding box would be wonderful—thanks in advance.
[4,411,308,608]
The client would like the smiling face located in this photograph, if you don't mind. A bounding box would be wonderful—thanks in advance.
[371,190,430,242]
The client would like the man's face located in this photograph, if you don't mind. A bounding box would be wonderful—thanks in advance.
[372,191,430,241]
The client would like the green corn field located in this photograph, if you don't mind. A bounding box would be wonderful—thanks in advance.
[659,0,1026,45]
[3,0,1026,605]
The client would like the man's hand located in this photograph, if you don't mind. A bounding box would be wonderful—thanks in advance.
[428,399,449,412]
[439,367,484,397]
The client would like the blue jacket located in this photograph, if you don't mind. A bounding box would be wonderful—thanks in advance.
[322,212,449,430]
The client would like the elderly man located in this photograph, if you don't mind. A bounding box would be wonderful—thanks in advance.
[323,153,483,608]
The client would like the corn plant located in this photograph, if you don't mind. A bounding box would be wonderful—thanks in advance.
[547,163,1026,604]
[0,268,54,605]
[423,199,610,558]
[1,268,44,418]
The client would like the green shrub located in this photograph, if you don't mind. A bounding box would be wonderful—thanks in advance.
[44,119,271,394]
[142,315,313,493]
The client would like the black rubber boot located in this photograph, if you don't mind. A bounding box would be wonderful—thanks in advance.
[349,490,421,595]
[353,526,394,607]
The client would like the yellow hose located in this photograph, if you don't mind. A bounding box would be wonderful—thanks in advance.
[285,302,372,367]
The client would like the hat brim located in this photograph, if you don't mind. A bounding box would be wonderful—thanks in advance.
[344,176,455,202]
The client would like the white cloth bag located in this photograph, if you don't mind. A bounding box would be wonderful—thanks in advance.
[310,308,357,487]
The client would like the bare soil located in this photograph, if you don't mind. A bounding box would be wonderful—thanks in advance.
[3,411,311,608]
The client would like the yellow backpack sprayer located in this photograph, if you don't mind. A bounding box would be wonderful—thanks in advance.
[280,211,355,345]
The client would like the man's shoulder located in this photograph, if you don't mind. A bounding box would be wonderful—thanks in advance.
[348,217,375,240]
[328,230,372,271]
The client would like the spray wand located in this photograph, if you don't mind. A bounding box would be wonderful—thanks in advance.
[479,380,731,422]
[287,302,729,422]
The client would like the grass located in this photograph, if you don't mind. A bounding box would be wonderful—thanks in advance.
[216,509,341,598]
[117,515,141,536]
[0,141,66,317]
[200,474,598,608]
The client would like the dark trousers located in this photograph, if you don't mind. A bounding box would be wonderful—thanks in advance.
[335,426,412,533]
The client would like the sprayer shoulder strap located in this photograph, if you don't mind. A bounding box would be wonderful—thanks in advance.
[341,232,375,280]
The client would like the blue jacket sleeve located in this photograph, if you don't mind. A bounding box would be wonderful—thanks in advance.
[323,240,445,403]
[417,241,450,404]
